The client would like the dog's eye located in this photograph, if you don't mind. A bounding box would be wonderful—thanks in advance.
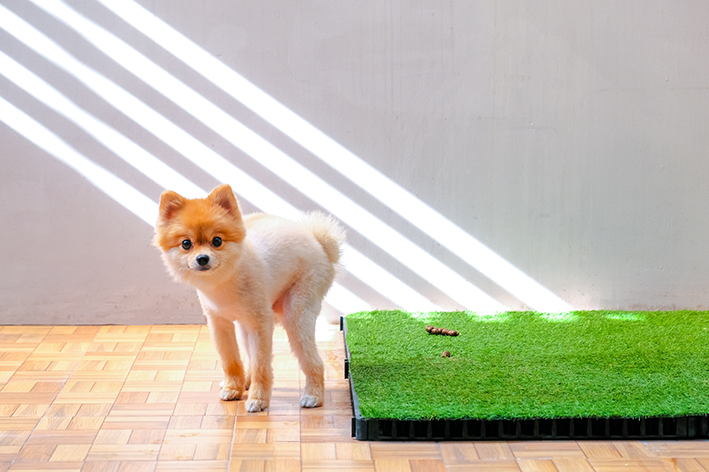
[181,239,192,250]
[212,237,222,248]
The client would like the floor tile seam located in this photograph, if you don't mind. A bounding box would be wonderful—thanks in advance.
[221,399,238,469]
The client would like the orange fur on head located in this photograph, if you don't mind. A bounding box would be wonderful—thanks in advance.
[154,184,246,252]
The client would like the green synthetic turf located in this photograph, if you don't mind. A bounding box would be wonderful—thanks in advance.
[345,310,709,421]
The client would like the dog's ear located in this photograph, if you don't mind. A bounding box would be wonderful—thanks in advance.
[157,190,186,222]
[208,184,241,218]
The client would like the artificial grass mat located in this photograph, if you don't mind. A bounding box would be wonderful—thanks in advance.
[344,310,709,421]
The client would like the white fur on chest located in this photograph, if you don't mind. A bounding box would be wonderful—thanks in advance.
[197,289,243,319]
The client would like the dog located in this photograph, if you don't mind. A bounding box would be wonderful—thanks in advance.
[154,184,344,412]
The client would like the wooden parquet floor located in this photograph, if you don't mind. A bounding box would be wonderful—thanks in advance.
[1,322,709,472]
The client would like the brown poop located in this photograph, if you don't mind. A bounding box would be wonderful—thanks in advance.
[425,325,459,336]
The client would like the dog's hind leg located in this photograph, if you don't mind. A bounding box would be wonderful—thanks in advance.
[206,315,246,401]
[282,292,325,408]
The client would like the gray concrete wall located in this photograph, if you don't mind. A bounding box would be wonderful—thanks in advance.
[1,0,708,324]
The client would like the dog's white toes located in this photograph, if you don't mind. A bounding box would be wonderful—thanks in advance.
[245,399,269,412]
[219,388,241,401]
[300,395,323,408]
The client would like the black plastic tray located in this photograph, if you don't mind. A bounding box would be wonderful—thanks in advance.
[340,316,709,441]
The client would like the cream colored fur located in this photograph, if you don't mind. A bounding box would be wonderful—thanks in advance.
[155,184,344,412]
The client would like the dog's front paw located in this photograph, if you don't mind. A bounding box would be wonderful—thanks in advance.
[300,394,323,408]
[244,398,269,412]
[219,387,242,401]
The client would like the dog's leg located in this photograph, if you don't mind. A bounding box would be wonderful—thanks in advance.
[243,316,274,412]
[206,315,245,401]
[283,300,325,408]
[234,322,252,391]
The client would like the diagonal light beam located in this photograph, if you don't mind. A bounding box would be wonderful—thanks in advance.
[0,50,203,199]
[0,94,156,224]
[96,0,572,311]
[0,26,436,311]
[28,0,504,310]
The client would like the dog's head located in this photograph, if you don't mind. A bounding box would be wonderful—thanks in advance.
[154,184,245,286]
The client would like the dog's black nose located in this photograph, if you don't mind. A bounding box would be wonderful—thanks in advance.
[196,255,210,266]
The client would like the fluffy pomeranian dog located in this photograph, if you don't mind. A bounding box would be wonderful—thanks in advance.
[154,184,345,412]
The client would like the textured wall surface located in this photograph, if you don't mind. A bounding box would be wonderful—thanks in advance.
[1,0,708,324]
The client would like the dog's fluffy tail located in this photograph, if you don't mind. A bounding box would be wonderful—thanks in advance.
[301,212,346,264]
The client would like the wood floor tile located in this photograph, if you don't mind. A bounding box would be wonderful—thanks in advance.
[301,443,336,461]
[370,443,441,461]
[589,458,678,471]
[94,429,132,445]
[25,429,97,445]
[233,428,267,445]
[85,444,160,461]
[611,440,658,458]
[49,444,91,461]
[110,404,175,416]
[156,460,227,471]
[158,443,196,461]
[517,459,559,472]
[267,426,299,443]
[117,461,157,472]
[510,442,584,459]
[552,457,596,472]
[0,447,21,462]
[440,443,480,463]
[163,428,232,445]
[577,441,623,460]
[373,459,412,472]
[675,458,708,472]
[475,442,516,460]
[67,417,104,430]
[410,459,447,472]
[8,461,84,471]
[647,441,709,458]
[300,459,374,471]
[101,416,170,430]
[335,442,372,461]
[447,461,521,471]
[15,444,57,462]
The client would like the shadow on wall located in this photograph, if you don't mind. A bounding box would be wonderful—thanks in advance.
[0,0,571,324]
